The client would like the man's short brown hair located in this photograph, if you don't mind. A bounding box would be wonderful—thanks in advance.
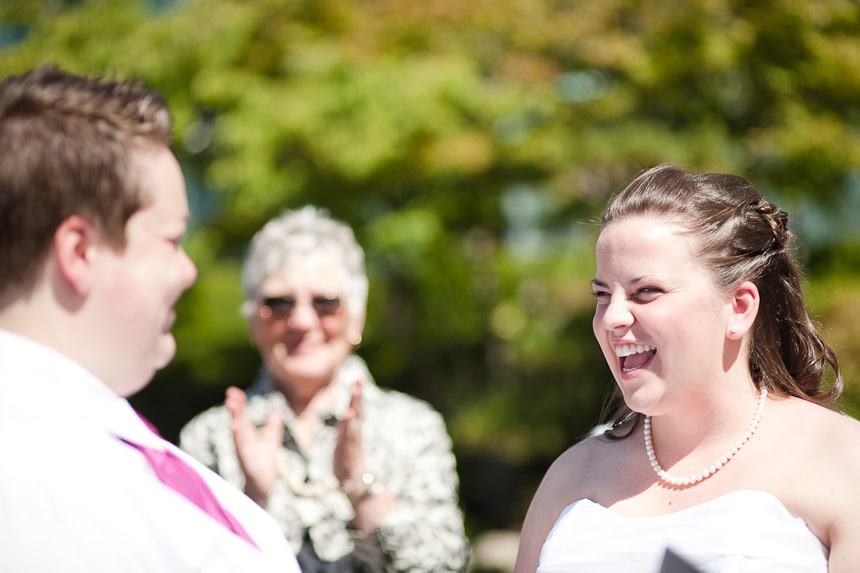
[0,65,173,292]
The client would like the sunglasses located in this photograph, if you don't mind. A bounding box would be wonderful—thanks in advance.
[258,295,342,318]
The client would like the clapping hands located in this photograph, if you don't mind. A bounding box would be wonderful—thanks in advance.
[225,386,283,505]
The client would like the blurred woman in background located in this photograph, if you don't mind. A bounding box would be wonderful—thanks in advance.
[181,206,470,572]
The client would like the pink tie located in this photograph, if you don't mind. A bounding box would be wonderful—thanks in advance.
[120,422,258,548]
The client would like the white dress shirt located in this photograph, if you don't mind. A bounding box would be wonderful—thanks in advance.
[0,329,301,573]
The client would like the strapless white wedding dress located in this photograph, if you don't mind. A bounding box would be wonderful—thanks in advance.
[538,490,827,572]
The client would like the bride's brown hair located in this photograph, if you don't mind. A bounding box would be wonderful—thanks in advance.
[598,164,841,436]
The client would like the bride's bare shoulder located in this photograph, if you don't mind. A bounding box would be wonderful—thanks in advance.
[770,396,860,440]
[542,416,640,490]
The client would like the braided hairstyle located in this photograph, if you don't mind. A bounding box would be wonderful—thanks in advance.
[599,164,842,434]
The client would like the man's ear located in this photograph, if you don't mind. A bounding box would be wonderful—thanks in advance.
[727,280,759,340]
[53,215,99,296]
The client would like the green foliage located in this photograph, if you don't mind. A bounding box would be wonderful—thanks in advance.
[3,0,860,534]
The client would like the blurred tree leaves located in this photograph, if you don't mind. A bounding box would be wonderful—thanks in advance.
[3,0,860,532]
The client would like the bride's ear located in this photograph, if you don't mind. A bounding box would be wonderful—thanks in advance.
[726,281,759,340]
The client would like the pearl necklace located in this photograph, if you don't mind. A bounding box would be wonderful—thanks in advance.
[644,387,768,487]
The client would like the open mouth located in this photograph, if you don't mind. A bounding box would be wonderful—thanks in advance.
[615,343,656,373]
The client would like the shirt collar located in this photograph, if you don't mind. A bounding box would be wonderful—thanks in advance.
[0,328,166,449]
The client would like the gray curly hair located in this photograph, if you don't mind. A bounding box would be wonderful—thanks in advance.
[241,206,368,325]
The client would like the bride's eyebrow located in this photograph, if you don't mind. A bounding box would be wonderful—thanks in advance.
[590,276,649,289]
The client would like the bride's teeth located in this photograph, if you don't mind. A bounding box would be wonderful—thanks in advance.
[615,344,655,357]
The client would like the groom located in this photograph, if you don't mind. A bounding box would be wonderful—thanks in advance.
[0,66,300,573]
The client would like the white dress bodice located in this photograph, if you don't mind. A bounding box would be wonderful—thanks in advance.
[538,490,827,572]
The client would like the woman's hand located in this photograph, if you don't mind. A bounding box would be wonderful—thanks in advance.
[225,386,283,506]
[334,380,399,532]
[333,380,365,490]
